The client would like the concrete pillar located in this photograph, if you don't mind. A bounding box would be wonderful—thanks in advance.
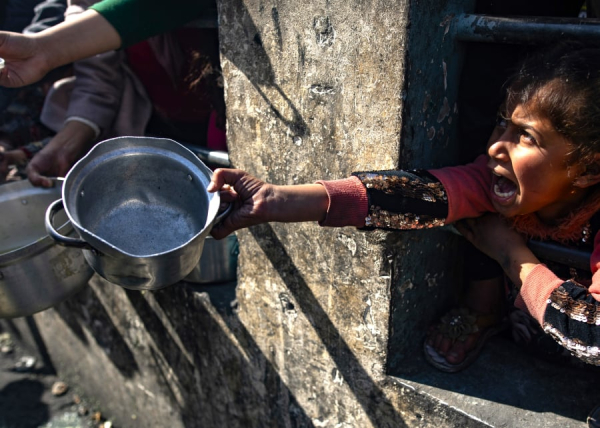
[2,1,480,427]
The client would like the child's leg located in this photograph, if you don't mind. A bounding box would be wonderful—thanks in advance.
[424,245,506,371]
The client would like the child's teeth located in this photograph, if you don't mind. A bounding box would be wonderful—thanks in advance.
[494,183,513,198]
[493,175,516,198]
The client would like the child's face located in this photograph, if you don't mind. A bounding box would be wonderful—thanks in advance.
[486,103,585,222]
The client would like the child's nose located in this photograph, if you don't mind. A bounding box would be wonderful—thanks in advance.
[487,138,510,162]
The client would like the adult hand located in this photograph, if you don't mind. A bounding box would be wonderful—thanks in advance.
[27,120,96,187]
[0,10,122,88]
[26,147,70,187]
[0,32,51,87]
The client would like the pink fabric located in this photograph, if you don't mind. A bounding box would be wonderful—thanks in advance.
[316,177,368,228]
[587,230,600,301]
[514,264,565,324]
[428,155,496,223]
[207,110,227,151]
[516,229,600,324]
[42,0,151,139]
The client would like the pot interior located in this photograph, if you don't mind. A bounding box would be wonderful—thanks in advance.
[67,150,211,256]
[0,180,67,257]
[65,138,217,257]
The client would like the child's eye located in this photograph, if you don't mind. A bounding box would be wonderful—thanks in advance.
[518,129,538,146]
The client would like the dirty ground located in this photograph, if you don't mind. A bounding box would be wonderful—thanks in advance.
[0,328,115,428]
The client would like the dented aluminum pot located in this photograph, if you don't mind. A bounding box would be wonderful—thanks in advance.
[45,136,226,291]
[0,179,93,318]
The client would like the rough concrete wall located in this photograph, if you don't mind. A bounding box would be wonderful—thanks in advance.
[1,1,487,427]
[218,0,407,425]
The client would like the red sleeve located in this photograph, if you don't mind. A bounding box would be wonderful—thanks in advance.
[316,177,368,228]
[515,229,600,325]
[586,229,600,300]
[514,264,565,324]
[429,155,496,224]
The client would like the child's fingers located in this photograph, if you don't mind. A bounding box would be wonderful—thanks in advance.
[208,168,245,192]
[210,221,234,240]
[218,186,239,203]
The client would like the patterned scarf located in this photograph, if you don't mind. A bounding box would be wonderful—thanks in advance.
[508,188,600,245]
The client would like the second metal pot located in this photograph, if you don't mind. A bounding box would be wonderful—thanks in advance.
[0,180,93,318]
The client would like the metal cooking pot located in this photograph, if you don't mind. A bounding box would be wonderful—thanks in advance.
[45,136,226,291]
[0,180,93,318]
[184,234,238,284]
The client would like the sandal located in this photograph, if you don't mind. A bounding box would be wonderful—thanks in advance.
[423,306,507,373]
[588,404,600,428]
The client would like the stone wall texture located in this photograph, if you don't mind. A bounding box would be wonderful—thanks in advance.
[2,1,480,427]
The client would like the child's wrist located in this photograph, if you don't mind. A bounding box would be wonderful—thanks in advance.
[267,184,328,224]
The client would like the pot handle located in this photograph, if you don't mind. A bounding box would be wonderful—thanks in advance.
[214,202,233,225]
[45,199,92,249]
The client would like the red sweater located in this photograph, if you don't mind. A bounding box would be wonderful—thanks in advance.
[317,155,600,329]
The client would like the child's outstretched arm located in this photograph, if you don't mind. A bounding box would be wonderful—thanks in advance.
[208,156,497,238]
[208,168,330,239]
[457,214,600,366]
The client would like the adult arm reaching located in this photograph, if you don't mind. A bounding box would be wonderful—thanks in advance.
[0,0,210,88]
[0,9,120,87]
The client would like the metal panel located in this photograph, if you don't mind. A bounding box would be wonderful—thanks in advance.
[454,14,600,44]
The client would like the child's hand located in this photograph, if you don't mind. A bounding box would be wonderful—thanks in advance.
[455,214,540,288]
[207,169,277,239]
[207,169,330,239]
[455,214,527,263]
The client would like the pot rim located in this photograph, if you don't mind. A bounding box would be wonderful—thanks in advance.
[0,180,72,266]
[61,136,221,258]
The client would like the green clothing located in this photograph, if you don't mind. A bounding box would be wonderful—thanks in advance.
[90,0,210,48]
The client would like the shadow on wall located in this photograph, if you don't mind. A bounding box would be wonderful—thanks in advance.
[52,285,140,378]
[248,223,407,427]
[218,1,310,142]
[118,226,407,427]
[126,283,316,427]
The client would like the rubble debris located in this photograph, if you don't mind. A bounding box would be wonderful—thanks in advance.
[0,332,14,354]
[51,381,68,396]
[13,355,36,372]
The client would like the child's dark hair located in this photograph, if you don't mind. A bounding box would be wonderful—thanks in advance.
[505,41,600,172]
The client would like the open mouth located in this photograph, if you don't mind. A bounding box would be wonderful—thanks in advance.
[491,172,517,202]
